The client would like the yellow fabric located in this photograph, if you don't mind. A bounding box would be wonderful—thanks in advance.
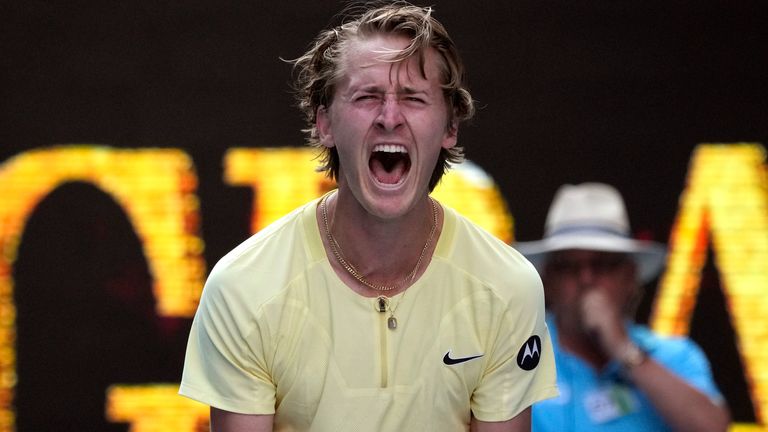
[180,197,558,431]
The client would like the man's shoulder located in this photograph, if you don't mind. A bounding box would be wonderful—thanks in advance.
[448,209,536,266]
[629,324,720,396]
[446,208,520,261]
[443,208,543,301]
[630,324,707,360]
[218,199,320,265]
[203,201,320,304]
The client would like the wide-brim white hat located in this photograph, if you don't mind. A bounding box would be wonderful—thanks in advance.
[515,183,667,284]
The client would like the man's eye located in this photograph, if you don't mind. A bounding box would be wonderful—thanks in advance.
[355,95,378,101]
[405,97,425,103]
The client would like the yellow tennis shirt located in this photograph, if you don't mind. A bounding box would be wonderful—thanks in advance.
[180,197,558,431]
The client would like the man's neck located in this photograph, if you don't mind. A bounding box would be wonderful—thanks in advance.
[317,191,442,297]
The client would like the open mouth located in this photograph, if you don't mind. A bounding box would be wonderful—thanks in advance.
[369,144,410,185]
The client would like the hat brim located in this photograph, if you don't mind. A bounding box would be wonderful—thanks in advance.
[515,234,667,284]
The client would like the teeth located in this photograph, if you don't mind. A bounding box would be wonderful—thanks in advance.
[373,144,407,154]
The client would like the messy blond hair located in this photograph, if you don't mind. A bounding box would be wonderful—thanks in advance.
[291,1,475,191]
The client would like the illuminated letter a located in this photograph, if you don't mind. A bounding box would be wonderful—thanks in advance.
[650,143,768,426]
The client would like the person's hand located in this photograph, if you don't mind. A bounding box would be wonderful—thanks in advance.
[579,288,630,358]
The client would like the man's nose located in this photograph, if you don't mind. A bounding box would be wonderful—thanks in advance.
[375,97,405,131]
[577,265,596,286]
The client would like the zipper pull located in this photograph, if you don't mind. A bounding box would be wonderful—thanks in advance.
[376,296,388,313]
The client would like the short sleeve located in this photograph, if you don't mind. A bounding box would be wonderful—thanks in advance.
[470,268,559,421]
[179,271,276,414]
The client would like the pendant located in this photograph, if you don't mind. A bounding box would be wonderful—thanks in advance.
[388,316,398,330]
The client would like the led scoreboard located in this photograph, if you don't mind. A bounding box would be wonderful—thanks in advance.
[0,144,765,431]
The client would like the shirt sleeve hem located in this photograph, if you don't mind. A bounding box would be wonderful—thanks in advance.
[178,382,276,415]
[472,385,560,422]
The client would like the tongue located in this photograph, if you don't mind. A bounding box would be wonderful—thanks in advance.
[370,156,407,184]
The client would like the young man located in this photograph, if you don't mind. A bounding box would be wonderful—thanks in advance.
[180,3,557,431]
[516,182,730,431]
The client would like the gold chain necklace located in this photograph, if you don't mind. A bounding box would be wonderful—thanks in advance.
[320,193,438,293]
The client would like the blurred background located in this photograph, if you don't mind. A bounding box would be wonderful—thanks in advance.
[1,0,766,430]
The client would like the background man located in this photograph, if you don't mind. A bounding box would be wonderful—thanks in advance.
[517,182,729,431]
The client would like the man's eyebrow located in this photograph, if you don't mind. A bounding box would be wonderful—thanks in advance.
[354,84,384,93]
[348,84,430,95]
[400,86,428,95]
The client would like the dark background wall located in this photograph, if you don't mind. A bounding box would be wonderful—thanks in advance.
[2,1,766,429]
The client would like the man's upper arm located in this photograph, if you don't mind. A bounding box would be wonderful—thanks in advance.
[210,407,274,432]
[471,407,531,432]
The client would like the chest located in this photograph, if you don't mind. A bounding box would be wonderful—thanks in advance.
[533,356,669,431]
[264,284,499,430]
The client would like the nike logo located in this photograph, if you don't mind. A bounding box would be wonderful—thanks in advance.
[443,350,484,365]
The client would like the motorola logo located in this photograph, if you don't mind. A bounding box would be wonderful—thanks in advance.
[517,335,541,370]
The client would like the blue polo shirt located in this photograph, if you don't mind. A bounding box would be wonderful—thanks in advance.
[533,315,723,432]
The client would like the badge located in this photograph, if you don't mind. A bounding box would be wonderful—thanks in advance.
[583,384,638,424]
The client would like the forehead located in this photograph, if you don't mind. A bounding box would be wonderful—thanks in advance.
[339,34,445,87]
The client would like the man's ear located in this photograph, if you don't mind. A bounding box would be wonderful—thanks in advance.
[442,119,459,149]
[316,106,334,148]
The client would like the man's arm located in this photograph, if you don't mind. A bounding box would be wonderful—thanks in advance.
[210,407,274,432]
[471,407,531,432]
[582,290,730,432]
[625,359,730,432]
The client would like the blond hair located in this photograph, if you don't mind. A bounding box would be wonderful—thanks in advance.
[291,1,475,191]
